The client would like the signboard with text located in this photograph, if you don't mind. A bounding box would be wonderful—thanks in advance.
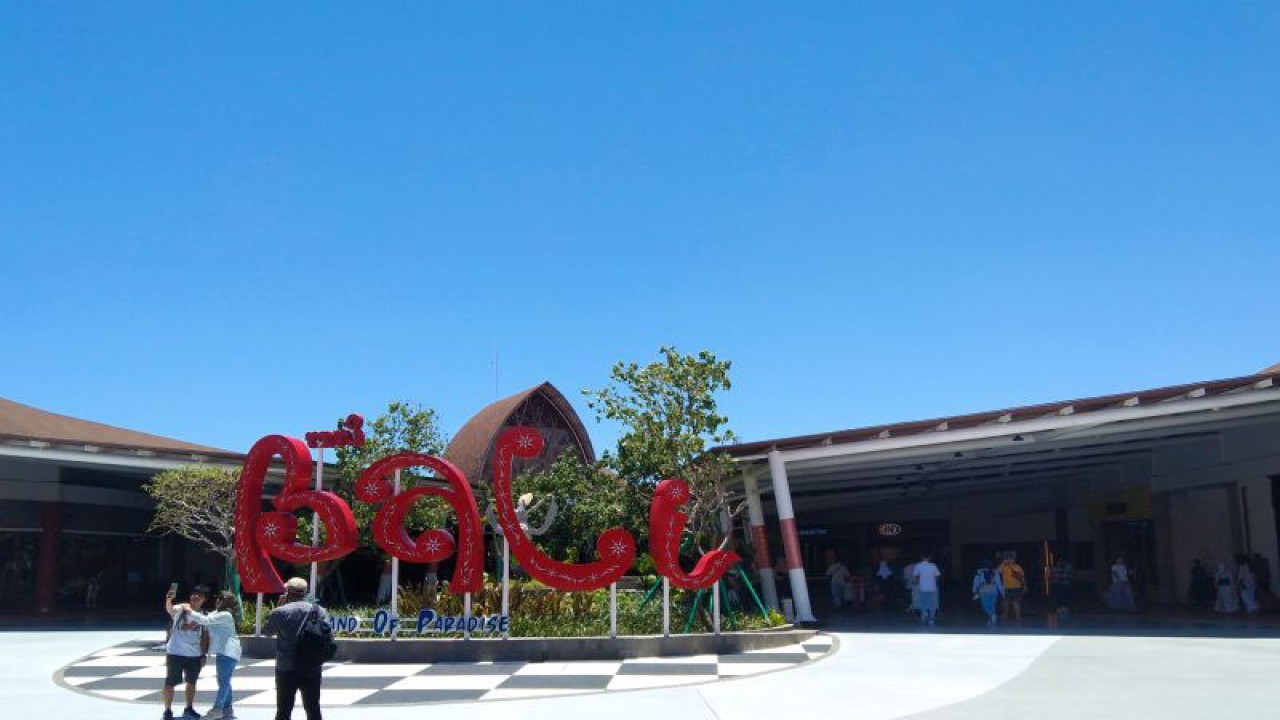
[234,420,740,598]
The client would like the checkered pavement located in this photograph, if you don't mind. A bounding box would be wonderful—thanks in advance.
[57,634,835,706]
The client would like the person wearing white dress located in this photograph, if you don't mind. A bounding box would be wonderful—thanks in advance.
[376,558,393,605]
[1106,557,1136,612]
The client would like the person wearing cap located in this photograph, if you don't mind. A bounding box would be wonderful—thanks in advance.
[263,577,329,720]
[162,584,210,720]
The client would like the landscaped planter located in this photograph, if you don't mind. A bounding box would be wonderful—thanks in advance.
[240,626,813,663]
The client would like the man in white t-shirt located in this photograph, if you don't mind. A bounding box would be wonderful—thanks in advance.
[163,585,210,719]
[912,554,943,627]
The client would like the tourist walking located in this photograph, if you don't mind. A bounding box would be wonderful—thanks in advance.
[1250,552,1272,595]
[376,557,393,605]
[162,585,210,720]
[876,559,893,584]
[1214,562,1239,613]
[998,553,1026,623]
[903,560,920,616]
[870,559,893,612]
[1048,556,1073,619]
[972,563,1003,626]
[1237,556,1259,614]
[264,577,330,720]
[1189,559,1215,608]
[1106,557,1137,612]
[182,591,243,719]
[912,553,943,627]
[824,552,851,612]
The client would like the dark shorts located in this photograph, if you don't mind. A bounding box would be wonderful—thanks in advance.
[1004,588,1025,602]
[165,654,202,687]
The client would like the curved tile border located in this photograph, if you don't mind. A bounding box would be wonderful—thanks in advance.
[55,633,837,707]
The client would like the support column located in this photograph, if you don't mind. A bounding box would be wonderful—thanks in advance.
[35,502,61,614]
[768,450,816,623]
[743,471,780,611]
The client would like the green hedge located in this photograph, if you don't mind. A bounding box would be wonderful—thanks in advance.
[240,579,784,637]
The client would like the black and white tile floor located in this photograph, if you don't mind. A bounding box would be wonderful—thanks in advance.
[57,634,835,706]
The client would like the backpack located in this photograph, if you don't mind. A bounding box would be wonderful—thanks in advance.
[295,604,338,668]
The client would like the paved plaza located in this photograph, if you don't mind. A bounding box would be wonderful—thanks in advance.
[56,634,835,706]
[6,626,1277,719]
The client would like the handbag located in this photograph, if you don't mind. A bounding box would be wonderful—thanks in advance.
[295,604,338,668]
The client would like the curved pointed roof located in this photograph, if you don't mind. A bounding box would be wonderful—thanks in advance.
[444,382,596,486]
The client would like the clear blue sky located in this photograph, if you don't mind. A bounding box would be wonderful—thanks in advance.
[2,4,1277,455]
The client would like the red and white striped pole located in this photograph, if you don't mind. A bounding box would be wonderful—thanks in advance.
[768,450,815,623]
[743,471,780,611]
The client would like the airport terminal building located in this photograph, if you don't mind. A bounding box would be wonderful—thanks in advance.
[723,363,1280,620]
[0,399,242,614]
[4,363,1279,623]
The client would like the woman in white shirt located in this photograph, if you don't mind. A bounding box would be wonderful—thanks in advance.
[1106,557,1136,612]
[182,591,242,719]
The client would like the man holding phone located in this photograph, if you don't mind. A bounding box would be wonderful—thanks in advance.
[163,584,210,719]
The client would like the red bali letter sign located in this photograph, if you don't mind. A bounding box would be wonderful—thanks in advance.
[490,427,636,591]
[235,435,360,594]
[305,413,366,449]
[354,453,483,594]
[648,478,741,589]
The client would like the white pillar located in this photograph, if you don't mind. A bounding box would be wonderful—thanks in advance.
[744,471,780,611]
[713,581,721,635]
[390,469,401,641]
[609,582,617,639]
[768,450,816,623]
[715,507,729,632]
[254,593,263,636]
[309,448,324,593]
[501,537,510,639]
[662,577,670,637]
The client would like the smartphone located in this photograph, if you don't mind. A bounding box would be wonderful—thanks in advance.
[169,582,179,595]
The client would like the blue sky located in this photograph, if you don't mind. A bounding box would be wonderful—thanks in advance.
[2,4,1277,455]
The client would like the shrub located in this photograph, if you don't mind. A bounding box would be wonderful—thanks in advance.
[238,579,785,638]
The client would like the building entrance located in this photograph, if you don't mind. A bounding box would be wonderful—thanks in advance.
[0,531,38,613]
[1101,520,1157,603]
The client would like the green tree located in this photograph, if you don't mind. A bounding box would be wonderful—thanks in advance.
[331,400,450,549]
[583,346,739,549]
[144,465,240,561]
[144,466,245,606]
[510,450,635,562]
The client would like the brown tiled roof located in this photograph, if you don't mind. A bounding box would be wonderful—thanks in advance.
[0,397,238,458]
[715,369,1279,458]
[444,382,595,485]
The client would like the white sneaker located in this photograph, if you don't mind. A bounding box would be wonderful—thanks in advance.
[203,709,222,720]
